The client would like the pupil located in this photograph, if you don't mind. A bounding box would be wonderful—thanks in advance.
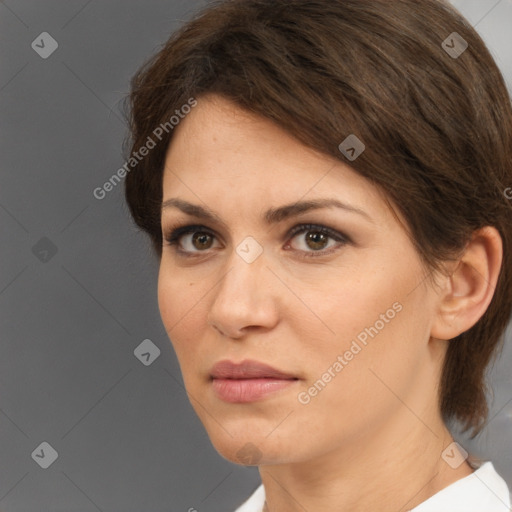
[307,231,328,250]
[193,232,212,249]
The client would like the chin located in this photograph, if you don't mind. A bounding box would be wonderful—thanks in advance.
[206,424,303,467]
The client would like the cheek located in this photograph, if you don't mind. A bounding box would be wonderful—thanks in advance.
[157,264,207,362]
[291,313,422,449]
[157,257,208,324]
[294,258,430,409]
[287,261,405,351]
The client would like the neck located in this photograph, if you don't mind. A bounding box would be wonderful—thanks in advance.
[258,409,473,512]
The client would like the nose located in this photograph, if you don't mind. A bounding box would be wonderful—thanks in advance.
[207,248,279,339]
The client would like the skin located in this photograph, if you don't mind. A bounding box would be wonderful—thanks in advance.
[157,94,503,512]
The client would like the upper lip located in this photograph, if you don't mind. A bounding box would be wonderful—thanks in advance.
[210,359,297,380]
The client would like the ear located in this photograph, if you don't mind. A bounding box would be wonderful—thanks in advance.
[430,226,503,341]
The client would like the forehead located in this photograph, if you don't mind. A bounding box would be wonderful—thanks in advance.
[161,94,393,226]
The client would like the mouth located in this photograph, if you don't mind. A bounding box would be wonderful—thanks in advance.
[210,359,299,403]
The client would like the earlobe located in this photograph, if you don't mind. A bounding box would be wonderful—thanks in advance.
[430,226,503,341]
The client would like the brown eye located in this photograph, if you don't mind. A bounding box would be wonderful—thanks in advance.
[305,231,329,250]
[163,225,220,254]
[192,232,214,250]
[286,223,350,257]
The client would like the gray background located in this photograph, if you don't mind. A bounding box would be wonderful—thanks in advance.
[1,1,511,510]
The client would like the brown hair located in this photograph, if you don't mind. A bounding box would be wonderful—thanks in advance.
[124,0,512,437]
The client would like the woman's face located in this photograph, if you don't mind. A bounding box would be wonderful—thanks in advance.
[158,94,444,465]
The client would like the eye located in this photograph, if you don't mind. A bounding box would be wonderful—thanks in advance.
[163,222,350,258]
[163,224,221,255]
[285,223,350,257]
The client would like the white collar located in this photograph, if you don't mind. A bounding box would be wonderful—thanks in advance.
[409,461,511,511]
[234,461,511,512]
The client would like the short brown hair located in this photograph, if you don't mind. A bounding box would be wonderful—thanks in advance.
[124,0,512,437]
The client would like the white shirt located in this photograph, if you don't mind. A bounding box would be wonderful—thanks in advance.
[233,461,511,512]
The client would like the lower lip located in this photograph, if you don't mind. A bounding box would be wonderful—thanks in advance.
[211,378,298,403]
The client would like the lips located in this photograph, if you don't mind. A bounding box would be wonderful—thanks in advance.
[210,359,297,380]
[210,359,299,403]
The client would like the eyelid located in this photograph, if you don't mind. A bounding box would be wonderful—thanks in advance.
[163,223,223,252]
[286,223,351,244]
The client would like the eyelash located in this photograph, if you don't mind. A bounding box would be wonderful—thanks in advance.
[163,223,351,259]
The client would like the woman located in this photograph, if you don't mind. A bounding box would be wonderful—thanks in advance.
[124,0,512,510]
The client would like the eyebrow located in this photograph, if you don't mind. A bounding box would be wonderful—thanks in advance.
[161,197,373,224]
